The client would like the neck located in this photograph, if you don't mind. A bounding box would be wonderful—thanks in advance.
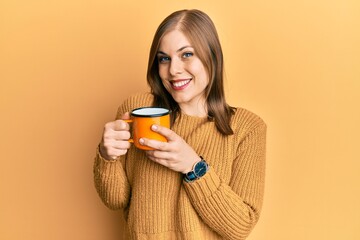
[179,100,207,118]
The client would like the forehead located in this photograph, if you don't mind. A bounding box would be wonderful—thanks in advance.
[158,29,192,52]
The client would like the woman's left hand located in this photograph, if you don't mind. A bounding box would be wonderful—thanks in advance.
[139,124,200,174]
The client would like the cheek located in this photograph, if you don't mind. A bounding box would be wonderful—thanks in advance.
[160,78,171,93]
[193,64,209,85]
[203,71,210,85]
[158,66,173,92]
[158,65,167,79]
[190,60,207,78]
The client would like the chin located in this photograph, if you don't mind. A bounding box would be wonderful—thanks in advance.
[171,95,189,104]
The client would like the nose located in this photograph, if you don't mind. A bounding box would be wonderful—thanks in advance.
[169,57,183,76]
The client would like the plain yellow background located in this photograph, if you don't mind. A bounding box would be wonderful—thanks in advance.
[1,0,359,239]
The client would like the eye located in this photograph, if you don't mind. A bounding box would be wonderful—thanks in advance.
[183,52,193,58]
[158,55,170,63]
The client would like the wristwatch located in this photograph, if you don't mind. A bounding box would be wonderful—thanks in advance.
[184,156,209,182]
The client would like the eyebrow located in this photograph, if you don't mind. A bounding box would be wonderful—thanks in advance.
[157,45,193,55]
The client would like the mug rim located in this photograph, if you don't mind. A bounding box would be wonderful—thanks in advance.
[131,107,170,117]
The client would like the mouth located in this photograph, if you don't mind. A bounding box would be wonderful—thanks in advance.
[170,79,192,90]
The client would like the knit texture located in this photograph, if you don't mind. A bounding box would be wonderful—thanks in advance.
[94,92,266,240]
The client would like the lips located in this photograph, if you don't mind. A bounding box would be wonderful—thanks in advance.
[170,79,191,90]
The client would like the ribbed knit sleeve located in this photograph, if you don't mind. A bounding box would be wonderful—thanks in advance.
[93,150,131,210]
[93,92,154,210]
[183,113,267,240]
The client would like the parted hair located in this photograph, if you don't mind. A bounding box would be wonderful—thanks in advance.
[147,9,235,135]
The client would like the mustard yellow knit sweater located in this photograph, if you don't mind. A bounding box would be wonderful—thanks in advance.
[94,92,266,240]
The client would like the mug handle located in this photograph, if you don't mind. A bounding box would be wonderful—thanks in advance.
[123,119,134,143]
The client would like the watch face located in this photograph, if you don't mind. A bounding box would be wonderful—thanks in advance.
[194,161,208,178]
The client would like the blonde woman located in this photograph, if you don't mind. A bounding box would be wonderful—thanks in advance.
[94,9,267,240]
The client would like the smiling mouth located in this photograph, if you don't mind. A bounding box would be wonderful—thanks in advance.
[171,79,191,90]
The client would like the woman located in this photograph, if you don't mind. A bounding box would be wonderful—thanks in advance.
[94,9,266,240]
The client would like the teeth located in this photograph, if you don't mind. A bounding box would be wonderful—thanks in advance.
[172,80,190,88]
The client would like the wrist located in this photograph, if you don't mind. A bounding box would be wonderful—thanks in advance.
[182,156,202,174]
[98,144,107,158]
[98,144,115,161]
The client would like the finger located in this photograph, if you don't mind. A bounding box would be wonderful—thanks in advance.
[151,124,176,141]
[112,119,130,131]
[146,149,171,160]
[102,138,130,151]
[113,140,131,150]
[113,130,131,141]
[104,120,128,131]
[140,137,168,151]
[146,154,168,166]
[121,112,131,120]
[103,128,130,141]
[146,154,178,171]
[101,143,128,159]
[108,148,128,158]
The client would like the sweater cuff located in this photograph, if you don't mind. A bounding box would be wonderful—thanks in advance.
[183,168,221,203]
[96,145,120,163]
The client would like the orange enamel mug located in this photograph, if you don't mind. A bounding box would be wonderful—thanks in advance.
[125,107,170,150]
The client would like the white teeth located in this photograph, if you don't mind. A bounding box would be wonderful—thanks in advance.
[172,80,190,88]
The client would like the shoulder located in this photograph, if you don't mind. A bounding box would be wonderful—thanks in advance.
[116,92,154,118]
[124,92,154,106]
[231,107,267,136]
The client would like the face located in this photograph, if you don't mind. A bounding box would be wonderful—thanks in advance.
[157,30,209,114]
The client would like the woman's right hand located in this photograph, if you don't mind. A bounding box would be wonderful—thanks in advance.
[99,112,131,160]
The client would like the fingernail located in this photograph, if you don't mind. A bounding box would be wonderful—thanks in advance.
[151,125,158,131]
[139,138,145,145]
